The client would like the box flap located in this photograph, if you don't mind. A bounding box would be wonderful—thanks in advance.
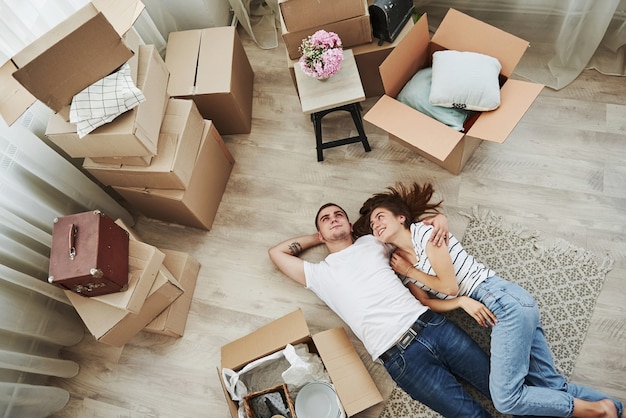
[92,0,145,37]
[12,11,133,112]
[364,95,464,161]
[0,60,36,125]
[313,327,383,416]
[379,14,430,98]
[220,309,310,371]
[432,9,529,77]
[165,29,202,96]
[467,79,543,143]
[196,27,236,95]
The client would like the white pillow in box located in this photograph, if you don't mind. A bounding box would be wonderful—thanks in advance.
[429,50,502,111]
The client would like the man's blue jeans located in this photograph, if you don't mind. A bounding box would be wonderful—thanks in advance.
[472,275,624,417]
[381,311,492,418]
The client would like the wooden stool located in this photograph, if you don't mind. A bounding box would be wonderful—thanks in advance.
[294,50,371,161]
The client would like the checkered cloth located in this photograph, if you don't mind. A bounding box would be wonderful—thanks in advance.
[70,63,145,138]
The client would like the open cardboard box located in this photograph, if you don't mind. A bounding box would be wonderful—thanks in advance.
[363,9,544,174]
[83,99,205,189]
[0,0,145,126]
[45,44,169,159]
[220,309,383,417]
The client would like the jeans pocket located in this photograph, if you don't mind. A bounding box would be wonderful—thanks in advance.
[384,353,407,381]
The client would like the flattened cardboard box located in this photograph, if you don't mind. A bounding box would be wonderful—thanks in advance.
[45,44,169,159]
[279,0,366,32]
[113,120,235,231]
[0,0,145,126]
[280,0,372,60]
[363,9,544,174]
[65,263,183,347]
[220,309,383,417]
[83,99,204,189]
[144,248,200,337]
[165,26,254,135]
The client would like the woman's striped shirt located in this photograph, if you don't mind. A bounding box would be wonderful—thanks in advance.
[402,222,495,299]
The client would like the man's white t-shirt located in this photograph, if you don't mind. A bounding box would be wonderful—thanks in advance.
[303,235,429,361]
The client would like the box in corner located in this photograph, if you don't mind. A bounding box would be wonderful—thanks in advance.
[144,248,201,337]
[219,309,383,418]
[363,9,544,174]
[113,120,235,231]
[165,26,254,135]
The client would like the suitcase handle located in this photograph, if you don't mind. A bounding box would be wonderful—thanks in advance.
[68,224,77,260]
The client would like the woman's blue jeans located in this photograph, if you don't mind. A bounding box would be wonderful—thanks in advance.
[472,275,624,417]
[382,311,492,418]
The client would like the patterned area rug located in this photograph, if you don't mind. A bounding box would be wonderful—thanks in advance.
[379,207,614,418]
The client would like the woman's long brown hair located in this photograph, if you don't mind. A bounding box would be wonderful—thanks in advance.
[353,182,442,238]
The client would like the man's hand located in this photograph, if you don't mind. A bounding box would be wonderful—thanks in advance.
[423,213,449,247]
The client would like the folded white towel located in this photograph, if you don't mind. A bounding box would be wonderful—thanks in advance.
[70,63,145,138]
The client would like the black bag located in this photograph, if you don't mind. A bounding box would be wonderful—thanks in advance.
[369,0,415,45]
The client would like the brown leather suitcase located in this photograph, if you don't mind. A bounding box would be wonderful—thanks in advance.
[48,210,129,296]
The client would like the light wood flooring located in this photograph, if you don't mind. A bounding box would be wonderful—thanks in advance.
[49,25,626,418]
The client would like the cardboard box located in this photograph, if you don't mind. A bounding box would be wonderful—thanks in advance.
[88,154,153,167]
[165,27,254,135]
[0,0,145,125]
[65,263,183,347]
[83,99,205,189]
[288,18,415,98]
[220,309,383,417]
[89,240,165,313]
[279,0,365,32]
[363,9,544,174]
[45,44,170,158]
[280,0,372,60]
[144,248,200,337]
[113,120,235,230]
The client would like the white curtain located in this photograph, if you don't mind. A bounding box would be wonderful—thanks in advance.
[411,0,626,89]
[0,2,139,416]
[0,103,134,417]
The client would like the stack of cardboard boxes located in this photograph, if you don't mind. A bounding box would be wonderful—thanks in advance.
[1,0,252,231]
[63,219,201,346]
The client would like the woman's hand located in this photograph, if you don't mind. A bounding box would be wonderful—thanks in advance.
[458,297,497,327]
[423,213,449,247]
[390,250,412,276]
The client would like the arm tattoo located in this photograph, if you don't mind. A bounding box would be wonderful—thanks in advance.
[288,242,302,256]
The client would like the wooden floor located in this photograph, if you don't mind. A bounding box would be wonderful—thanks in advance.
[49,25,626,418]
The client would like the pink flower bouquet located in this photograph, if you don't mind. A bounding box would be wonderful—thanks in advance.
[298,30,344,80]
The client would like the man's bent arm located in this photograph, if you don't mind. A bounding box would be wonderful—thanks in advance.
[268,233,323,286]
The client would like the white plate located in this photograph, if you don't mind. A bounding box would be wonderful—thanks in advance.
[295,382,341,418]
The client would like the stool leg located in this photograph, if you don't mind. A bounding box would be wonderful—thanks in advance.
[349,104,371,152]
[312,112,324,161]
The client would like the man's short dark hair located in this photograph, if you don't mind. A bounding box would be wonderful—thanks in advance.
[315,203,349,231]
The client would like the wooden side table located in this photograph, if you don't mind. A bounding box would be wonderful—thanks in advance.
[294,50,371,161]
